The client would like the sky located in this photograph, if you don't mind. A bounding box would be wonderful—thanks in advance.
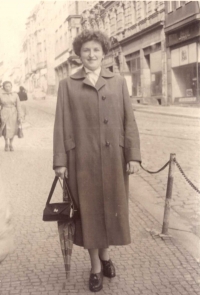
[0,0,41,62]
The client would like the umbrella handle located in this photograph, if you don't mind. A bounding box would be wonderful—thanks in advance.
[63,177,79,211]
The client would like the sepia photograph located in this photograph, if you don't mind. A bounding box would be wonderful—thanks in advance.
[0,0,200,294]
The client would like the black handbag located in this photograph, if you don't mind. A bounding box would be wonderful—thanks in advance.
[18,124,24,138]
[43,176,79,222]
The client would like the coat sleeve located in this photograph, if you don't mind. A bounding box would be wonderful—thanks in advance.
[53,79,74,169]
[53,80,67,169]
[122,77,141,163]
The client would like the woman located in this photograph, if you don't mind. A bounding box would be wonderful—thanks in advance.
[0,81,22,151]
[53,30,141,292]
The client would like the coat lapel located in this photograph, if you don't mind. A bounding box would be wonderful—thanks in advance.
[95,76,106,91]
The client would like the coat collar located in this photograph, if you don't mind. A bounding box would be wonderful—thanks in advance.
[70,67,115,91]
[70,67,115,79]
[1,90,12,94]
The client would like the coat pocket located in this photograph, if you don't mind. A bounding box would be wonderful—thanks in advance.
[119,135,125,147]
[64,138,75,152]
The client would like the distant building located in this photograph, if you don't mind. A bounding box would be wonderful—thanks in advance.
[54,1,89,90]
[165,1,200,105]
[23,1,55,94]
[22,1,200,105]
[80,1,166,105]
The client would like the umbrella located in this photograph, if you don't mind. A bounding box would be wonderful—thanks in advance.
[57,178,76,278]
[58,220,75,278]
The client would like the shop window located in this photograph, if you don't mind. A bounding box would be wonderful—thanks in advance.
[172,64,199,100]
[151,72,162,96]
[131,57,141,97]
[132,72,141,97]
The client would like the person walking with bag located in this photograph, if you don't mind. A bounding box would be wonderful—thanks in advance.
[18,86,28,121]
[0,81,22,151]
[53,30,141,292]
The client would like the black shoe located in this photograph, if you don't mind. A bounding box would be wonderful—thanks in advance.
[100,258,116,278]
[89,270,103,292]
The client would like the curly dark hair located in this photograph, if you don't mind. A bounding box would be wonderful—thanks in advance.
[73,30,111,57]
[3,81,12,90]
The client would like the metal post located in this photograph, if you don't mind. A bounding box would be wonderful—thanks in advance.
[162,153,176,235]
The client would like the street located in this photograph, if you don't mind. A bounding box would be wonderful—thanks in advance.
[0,102,200,295]
[134,109,200,237]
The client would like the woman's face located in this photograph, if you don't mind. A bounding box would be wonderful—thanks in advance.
[80,40,104,71]
[4,83,12,92]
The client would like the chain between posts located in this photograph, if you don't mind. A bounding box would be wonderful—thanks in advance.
[140,154,200,237]
[173,159,200,194]
[140,161,170,174]
[140,159,200,194]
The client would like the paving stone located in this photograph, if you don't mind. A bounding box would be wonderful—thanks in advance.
[0,104,199,295]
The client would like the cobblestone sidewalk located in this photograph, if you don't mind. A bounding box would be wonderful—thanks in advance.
[0,103,199,295]
[0,150,199,295]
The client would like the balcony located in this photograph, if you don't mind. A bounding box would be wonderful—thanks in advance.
[165,1,200,33]
[37,61,47,70]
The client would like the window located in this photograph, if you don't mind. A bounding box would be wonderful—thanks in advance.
[126,53,141,97]
[116,5,124,32]
[132,1,137,24]
[168,1,178,12]
[104,14,111,37]
[55,29,58,55]
[59,25,63,52]
[110,10,117,35]
[124,2,132,28]
[168,1,173,12]
[64,21,68,49]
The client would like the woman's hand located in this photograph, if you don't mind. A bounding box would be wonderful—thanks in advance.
[126,161,140,175]
[54,167,68,179]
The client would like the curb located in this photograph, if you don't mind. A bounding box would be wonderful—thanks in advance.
[133,108,200,120]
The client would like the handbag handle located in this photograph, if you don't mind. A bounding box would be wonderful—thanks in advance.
[46,176,78,211]
[46,176,59,205]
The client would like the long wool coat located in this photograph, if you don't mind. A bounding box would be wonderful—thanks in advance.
[53,67,141,249]
[0,91,22,139]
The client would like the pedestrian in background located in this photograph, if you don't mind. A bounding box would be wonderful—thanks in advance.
[18,86,28,101]
[18,86,28,121]
[0,81,22,151]
[53,30,141,292]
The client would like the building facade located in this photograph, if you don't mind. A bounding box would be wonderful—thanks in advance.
[23,1,55,94]
[54,1,100,90]
[165,1,200,105]
[22,1,200,105]
[80,1,166,105]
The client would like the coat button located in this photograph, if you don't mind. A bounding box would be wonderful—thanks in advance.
[105,141,110,147]
[102,95,106,100]
[104,119,108,124]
